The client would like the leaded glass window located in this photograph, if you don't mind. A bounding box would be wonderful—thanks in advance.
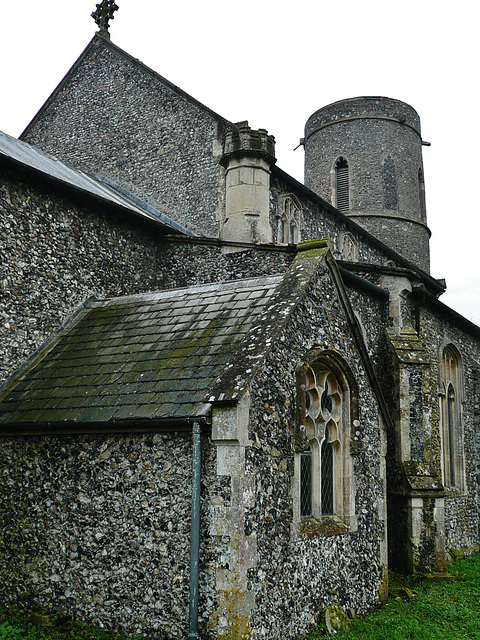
[301,363,343,518]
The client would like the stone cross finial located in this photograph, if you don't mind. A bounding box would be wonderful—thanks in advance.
[91,0,119,38]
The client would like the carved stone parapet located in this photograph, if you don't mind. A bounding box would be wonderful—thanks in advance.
[221,121,276,167]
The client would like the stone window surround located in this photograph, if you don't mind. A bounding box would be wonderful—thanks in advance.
[332,156,350,212]
[438,343,465,494]
[341,231,358,261]
[293,349,358,537]
[276,193,303,245]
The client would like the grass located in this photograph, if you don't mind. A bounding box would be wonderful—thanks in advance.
[0,607,150,640]
[1,554,480,639]
[305,553,480,639]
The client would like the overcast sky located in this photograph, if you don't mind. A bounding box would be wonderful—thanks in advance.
[1,0,479,325]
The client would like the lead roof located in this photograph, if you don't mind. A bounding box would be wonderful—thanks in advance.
[0,130,192,236]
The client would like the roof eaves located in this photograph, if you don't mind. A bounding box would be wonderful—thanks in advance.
[92,175,195,236]
[0,135,188,235]
[0,407,213,437]
[413,289,480,338]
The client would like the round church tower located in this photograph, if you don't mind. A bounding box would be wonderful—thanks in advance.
[304,97,431,272]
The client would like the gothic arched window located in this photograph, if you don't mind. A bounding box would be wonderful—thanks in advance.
[277,194,302,245]
[439,345,464,491]
[335,157,350,212]
[341,232,357,261]
[297,354,357,529]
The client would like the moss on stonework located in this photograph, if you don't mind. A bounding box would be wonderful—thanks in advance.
[297,238,332,252]
[378,567,389,604]
[300,515,349,538]
[209,587,253,640]
[321,602,351,634]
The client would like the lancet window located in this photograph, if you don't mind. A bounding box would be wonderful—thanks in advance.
[439,345,464,491]
[334,157,350,212]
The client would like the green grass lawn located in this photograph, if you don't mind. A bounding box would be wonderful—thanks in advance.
[0,608,147,640]
[307,553,480,639]
[1,554,480,639]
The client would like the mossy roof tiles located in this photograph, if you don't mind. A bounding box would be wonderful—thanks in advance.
[0,276,284,430]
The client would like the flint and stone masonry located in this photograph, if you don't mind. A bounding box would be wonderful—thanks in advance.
[304,97,431,272]
[1,25,480,640]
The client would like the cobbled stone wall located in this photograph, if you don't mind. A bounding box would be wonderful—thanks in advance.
[0,168,166,384]
[0,167,293,386]
[418,304,480,552]
[243,261,388,638]
[22,36,230,238]
[0,432,223,639]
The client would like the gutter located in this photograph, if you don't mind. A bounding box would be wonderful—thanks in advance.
[338,266,389,299]
[412,287,480,338]
[188,419,204,640]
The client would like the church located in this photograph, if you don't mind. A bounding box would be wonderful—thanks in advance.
[1,2,479,639]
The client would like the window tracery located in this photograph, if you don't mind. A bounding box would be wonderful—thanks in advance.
[276,194,302,244]
[341,232,357,261]
[297,354,356,531]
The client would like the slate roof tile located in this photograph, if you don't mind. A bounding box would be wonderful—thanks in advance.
[0,275,286,429]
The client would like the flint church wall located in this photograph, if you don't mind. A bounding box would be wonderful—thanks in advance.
[239,256,388,638]
[0,166,293,386]
[22,36,230,238]
[0,431,226,639]
[418,303,480,553]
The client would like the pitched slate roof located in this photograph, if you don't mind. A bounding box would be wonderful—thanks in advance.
[0,129,193,236]
[0,276,283,432]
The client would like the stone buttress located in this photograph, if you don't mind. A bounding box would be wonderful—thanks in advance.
[382,274,448,575]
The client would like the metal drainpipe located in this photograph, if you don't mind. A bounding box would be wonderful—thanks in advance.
[188,419,202,640]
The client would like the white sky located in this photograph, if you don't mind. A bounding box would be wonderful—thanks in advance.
[1,0,479,325]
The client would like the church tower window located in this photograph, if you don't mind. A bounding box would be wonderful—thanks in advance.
[418,167,427,222]
[335,157,350,212]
